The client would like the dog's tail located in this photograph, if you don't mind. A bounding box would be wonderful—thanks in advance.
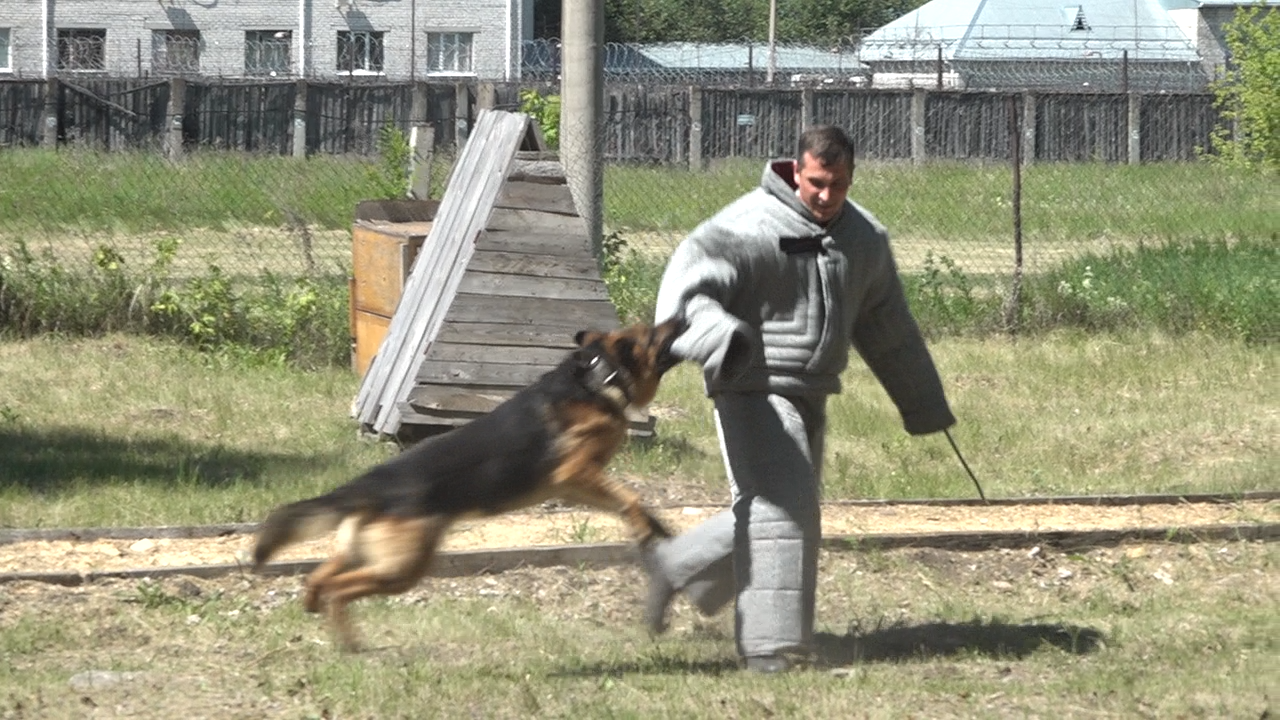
[252,495,348,571]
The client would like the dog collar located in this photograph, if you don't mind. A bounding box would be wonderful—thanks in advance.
[583,352,633,408]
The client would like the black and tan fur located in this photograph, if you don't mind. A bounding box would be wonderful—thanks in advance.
[252,318,685,650]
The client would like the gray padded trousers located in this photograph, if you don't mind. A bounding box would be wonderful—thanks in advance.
[648,392,825,658]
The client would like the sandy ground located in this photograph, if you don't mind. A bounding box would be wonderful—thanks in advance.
[1,499,1274,576]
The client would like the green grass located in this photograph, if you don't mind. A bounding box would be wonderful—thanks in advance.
[3,150,1275,245]
[0,329,1273,529]
[603,158,1280,245]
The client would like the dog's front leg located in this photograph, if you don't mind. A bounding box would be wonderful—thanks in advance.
[560,472,670,545]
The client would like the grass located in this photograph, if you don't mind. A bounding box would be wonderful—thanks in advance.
[0,329,1273,529]
[604,158,1279,241]
[0,540,1274,717]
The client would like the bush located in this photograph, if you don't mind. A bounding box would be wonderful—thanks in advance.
[1024,238,1277,344]
[0,238,350,368]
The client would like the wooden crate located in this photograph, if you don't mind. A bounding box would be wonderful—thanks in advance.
[349,210,438,376]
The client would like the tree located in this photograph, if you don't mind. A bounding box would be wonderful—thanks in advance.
[592,0,924,44]
[1210,3,1280,172]
[776,0,924,45]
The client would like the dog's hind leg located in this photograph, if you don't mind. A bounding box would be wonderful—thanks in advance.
[319,515,451,652]
[302,514,366,614]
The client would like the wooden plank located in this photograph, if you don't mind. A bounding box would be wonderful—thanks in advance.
[354,199,440,223]
[495,180,578,216]
[356,111,529,434]
[352,310,392,378]
[426,342,571,366]
[508,159,567,184]
[351,224,424,317]
[446,293,620,328]
[487,207,589,234]
[352,116,494,422]
[399,399,655,437]
[375,111,528,433]
[457,271,610,301]
[467,249,602,279]
[405,384,514,414]
[417,360,557,386]
[435,322,581,348]
[475,230,593,257]
[10,524,1276,587]
[373,111,517,432]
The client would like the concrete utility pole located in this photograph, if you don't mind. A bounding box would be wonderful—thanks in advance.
[766,0,778,84]
[560,0,605,258]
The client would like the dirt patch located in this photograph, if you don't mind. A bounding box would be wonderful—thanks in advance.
[1,499,1273,576]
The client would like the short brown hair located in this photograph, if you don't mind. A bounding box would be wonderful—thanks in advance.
[797,125,855,172]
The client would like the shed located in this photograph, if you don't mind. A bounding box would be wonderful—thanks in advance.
[351,109,650,441]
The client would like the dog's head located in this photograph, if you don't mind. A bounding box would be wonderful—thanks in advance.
[573,316,687,408]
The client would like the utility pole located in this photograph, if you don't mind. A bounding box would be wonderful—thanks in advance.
[560,0,604,258]
[766,0,778,84]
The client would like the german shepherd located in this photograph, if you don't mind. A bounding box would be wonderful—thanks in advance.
[252,318,685,650]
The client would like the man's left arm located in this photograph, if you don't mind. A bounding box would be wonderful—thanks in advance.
[849,242,956,436]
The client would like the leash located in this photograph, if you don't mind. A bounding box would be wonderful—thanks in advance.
[944,428,988,503]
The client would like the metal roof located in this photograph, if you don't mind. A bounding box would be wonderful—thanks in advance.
[633,43,867,73]
[860,0,1204,63]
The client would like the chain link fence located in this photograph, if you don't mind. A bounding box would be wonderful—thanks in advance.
[0,28,1273,347]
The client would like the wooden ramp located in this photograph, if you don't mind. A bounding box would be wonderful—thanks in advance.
[352,109,649,439]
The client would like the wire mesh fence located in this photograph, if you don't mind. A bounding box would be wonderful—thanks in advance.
[0,76,1273,349]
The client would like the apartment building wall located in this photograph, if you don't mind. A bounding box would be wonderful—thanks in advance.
[0,0,529,80]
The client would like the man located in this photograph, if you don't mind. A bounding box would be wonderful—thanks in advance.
[645,125,956,673]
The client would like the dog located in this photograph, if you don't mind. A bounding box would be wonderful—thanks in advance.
[252,317,686,650]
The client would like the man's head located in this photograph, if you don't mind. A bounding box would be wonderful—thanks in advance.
[795,125,854,225]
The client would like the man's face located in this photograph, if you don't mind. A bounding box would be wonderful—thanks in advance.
[795,151,852,225]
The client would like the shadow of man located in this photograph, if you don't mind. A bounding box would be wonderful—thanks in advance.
[816,617,1104,667]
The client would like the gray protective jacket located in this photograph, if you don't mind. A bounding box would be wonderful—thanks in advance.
[655,159,955,435]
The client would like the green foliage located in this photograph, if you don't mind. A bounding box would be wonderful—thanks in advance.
[519,89,561,149]
[600,231,666,323]
[1025,238,1278,344]
[1209,3,1280,171]
[903,251,1001,336]
[366,124,413,199]
[601,0,926,43]
[0,239,350,368]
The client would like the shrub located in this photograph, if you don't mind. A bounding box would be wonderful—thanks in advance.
[1024,238,1277,344]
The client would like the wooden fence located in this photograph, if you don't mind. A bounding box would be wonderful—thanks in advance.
[0,78,1220,164]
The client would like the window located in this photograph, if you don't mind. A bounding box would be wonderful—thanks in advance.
[426,32,473,74]
[245,30,291,76]
[56,29,106,71]
[0,29,11,72]
[337,30,384,73]
[153,29,200,74]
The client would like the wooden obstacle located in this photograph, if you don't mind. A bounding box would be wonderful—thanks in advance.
[351,109,650,440]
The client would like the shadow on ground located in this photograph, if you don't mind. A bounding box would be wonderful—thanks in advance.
[0,424,332,491]
[816,618,1104,666]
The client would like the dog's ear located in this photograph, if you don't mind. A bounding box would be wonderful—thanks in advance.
[574,330,600,348]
